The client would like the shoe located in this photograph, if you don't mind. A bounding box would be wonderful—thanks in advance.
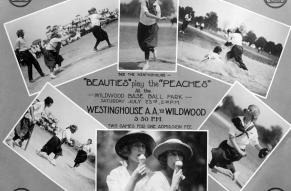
[50,159,56,166]
[152,49,157,61]
[50,74,56,79]
[36,150,48,159]
[108,43,113,48]
[143,63,150,70]
[93,47,98,51]
[239,64,248,70]
[232,171,240,181]
[29,79,34,83]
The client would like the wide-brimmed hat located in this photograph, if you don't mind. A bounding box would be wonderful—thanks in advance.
[115,131,156,159]
[153,139,193,159]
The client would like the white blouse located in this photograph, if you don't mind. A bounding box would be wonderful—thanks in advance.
[106,161,153,191]
[143,171,171,191]
[139,0,161,26]
[227,116,259,150]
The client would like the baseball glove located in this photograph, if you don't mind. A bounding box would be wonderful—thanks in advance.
[258,148,269,158]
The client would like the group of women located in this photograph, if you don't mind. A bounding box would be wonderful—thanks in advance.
[106,131,193,191]
[15,6,113,82]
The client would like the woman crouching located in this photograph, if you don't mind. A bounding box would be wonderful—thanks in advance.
[37,124,78,166]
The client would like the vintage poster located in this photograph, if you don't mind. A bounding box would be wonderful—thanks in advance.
[0,0,291,191]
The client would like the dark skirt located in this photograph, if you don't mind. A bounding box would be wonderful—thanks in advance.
[41,135,63,156]
[91,25,108,41]
[137,22,159,52]
[181,21,189,31]
[211,140,243,163]
[43,49,64,69]
[227,45,243,61]
[74,150,88,164]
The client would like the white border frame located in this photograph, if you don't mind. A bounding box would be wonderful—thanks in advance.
[3,0,119,97]
[96,128,209,191]
[2,82,108,191]
[197,81,291,191]
[117,0,179,73]
[177,0,291,99]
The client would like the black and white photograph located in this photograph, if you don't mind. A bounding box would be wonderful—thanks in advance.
[200,82,290,191]
[178,0,290,97]
[97,130,207,191]
[118,0,178,71]
[3,84,101,191]
[4,0,118,95]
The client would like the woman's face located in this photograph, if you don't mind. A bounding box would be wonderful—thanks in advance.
[127,141,146,163]
[166,151,184,170]
[244,108,253,121]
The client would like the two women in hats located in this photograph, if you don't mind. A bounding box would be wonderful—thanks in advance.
[107,132,193,191]
[209,104,269,181]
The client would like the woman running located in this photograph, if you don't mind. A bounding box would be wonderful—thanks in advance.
[43,31,64,79]
[15,29,45,82]
[88,7,112,51]
[137,0,167,70]
[106,131,156,191]
[209,105,269,181]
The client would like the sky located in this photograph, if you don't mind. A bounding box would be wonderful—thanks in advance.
[5,0,118,46]
[179,0,290,44]
[37,84,106,154]
[227,83,290,132]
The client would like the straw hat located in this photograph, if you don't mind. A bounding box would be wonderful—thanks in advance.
[115,131,156,159]
[153,139,193,159]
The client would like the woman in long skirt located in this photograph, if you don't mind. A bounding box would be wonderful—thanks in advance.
[72,138,93,168]
[15,29,45,82]
[138,0,167,70]
[42,32,64,79]
[209,105,269,181]
[88,7,112,51]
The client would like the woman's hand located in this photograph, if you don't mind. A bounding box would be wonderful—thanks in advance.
[131,163,147,182]
[170,169,183,191]
[159,16,167,20]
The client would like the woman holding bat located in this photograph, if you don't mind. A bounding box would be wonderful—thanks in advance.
[106,131,156,191]
[144,138,193,191]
